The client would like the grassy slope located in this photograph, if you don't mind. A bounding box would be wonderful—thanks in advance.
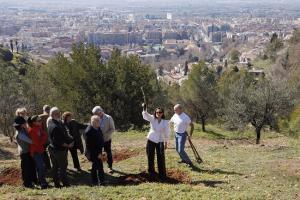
[0,124,299,200]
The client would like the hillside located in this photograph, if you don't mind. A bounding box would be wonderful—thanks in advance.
[0,125,299,200]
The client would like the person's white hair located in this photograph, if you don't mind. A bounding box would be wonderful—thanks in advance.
[92,106,103,114]
[174,104,182,110]
[15,107,27,116]
[91,115,100,126]
[43,105,50,112]
[50,107,59,117]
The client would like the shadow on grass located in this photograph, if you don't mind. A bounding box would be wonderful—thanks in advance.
[191,180,228,187]
[67,169,95,186]
[65,168,192,186]
[190,165,243,176]
[0,147,15,160]
[204,130,226,139]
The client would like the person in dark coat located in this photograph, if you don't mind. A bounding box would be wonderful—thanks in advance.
[39,105,52,170]
[84,115,106,186]
[62,112,87,171]
[47,107,74,188]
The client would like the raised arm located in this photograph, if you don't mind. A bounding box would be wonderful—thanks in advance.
[142,110,154,122]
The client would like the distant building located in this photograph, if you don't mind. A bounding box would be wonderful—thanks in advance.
[163,31,181,40]
[127,14,135,22]
[145,31,162,44]
[88,32,143,45]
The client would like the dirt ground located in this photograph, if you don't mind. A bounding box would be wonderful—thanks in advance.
[112,149,141,163]
[0,167,22,186]
[116,169,191,185]
[268,158,300,177]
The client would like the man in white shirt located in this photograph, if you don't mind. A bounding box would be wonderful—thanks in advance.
[169,104,194,166]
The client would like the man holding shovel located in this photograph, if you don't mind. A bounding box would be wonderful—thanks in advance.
[169,104,194,166]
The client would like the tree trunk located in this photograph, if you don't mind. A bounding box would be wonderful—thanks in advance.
[256,127,261,144]
[201,117,206,132]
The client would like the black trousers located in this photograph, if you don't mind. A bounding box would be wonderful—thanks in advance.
[69,147,80,169]
[49,148,69,187]
[103,140,113,168]
[20,153,37,187]
[91,156,105,185]
[146,140,166,178]
[43,148,52,170]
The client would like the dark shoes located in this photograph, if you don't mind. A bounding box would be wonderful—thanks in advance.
[41,184,49,189]
[24,184,35,189]
[54,182,70,188]
[108,168,114,174]
[91,182,106,187]
[178,160,193,167]
[76,167,82,172]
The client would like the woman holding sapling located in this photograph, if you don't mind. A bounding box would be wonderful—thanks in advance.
[142,103,170,180]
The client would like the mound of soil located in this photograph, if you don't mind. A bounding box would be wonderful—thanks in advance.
[116,169,191,185]
[167,169,191,183]
[81,149,140,164]
[112,149,140,163]
[0,167,22,186]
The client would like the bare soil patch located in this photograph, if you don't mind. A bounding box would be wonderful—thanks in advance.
[268,159,300,177]
[0,167,22,186]
[115,169,191,185]
[112,149,140,163]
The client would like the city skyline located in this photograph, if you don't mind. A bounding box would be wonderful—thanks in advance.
[0,0,299,7]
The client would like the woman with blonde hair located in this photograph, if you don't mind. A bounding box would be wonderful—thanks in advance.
[15,107,28,120]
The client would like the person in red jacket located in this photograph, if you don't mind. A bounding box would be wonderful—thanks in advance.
[28,115,49,189]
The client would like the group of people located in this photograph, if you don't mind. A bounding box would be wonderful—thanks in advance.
[13,102,194,188]
[13,105,115,188]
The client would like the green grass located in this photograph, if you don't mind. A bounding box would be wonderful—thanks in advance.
[252,58,272,69]
[1,125,300,200]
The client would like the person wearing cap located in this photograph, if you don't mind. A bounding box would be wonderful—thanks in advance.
[84,115,106,186]
[13,116,37,188]
[27,115,49,189]
[62,112,88,171]
[92,106,115,173]
[39,105,51,170]
[47,107,74,188]
[169,104,194,166]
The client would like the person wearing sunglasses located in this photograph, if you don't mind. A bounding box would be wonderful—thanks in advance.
[142,103,170,180]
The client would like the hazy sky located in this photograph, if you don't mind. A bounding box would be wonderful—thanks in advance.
[0,0,299,9]
[0,0,298,4]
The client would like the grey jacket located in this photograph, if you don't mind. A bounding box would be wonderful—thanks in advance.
[99,114,115,142]
[15,129,32,155]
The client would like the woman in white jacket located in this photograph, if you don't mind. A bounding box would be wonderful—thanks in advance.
[142,103,170,179]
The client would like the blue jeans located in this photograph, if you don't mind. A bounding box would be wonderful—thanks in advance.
[33,153,48,187]
[175,132,192,164]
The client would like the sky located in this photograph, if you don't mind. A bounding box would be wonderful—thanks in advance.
[0,0,299,9]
